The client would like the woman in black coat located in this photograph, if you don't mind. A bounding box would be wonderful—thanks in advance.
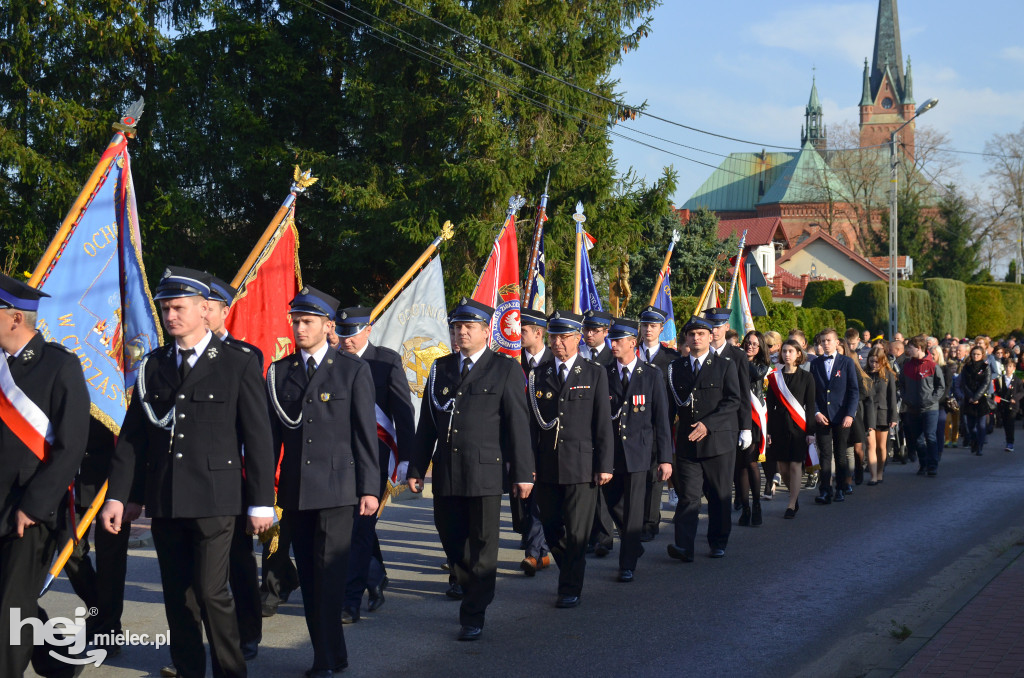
[865,345,898,483]
[960,346,992,455]
[994,354,1024,452]
[766,340,816,518]
[738,330,771,527]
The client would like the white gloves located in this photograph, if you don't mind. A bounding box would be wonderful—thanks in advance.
[396,460,409,484]
[739,430,752,450]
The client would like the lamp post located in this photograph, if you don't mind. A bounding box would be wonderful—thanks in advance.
[888,97,939,341]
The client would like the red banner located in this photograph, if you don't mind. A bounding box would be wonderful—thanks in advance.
[226,219,302,374]
[472,214,521,358]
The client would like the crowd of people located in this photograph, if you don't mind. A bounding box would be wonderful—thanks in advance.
[2,263,1019,677]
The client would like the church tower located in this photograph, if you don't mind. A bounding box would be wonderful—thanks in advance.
[858,0,916,158]
[801,75,827,151]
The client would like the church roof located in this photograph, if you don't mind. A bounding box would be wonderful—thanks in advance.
[807,77,822,114]
[681,151,794,212]
[870,0,904,101]
[757,141,846,205]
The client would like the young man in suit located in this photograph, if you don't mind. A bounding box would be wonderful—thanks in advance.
[334,306,416,621]
[407,298,534,641]
[666,316,742,561]
[528,311,613,608]
[265,288,380,676]
[100,267,276,678]
[603,318,673,582]
[517,308,551,575]
[810,328,860,503]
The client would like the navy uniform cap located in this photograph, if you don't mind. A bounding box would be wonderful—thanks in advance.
[335,306,374,337]
[702,307,731,327]
[608,318,639,340]
[683,315,713,333]
[582,309,613,328]
[449,297,494,324]
[154,266,211,300]
[639,305,668,324]
[206,274,237,306]
[0,273,50,312]
[546,310,583,335]
[289,286,340,318]
[521,308,548,329]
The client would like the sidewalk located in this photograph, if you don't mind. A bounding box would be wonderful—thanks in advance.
[870,543,1024,677]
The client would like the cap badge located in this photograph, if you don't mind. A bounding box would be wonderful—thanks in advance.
[301,287,309,295]
[460,296,469,305]
[162,268,171,278]
[340,311,348,320]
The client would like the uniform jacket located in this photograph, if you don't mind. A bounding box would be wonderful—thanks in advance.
[268,346,380,511]
[361,342,416,494]
[668,351,741,459]
[521,347,553,375]
[605,360,672,473]
[409,349,534,496]
[809,353,860,423]
[642,343,680,415]
[108,334,275,518]
[583,344,614,367]
[716,343,752,429]
[76,419,117,510]
[0,333,90,537]
[529,355,614,484]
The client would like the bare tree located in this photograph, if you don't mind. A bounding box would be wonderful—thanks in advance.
[984,125,1024,280]
[821,122,888,253]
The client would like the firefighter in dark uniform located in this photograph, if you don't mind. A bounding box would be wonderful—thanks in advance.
[0,274,90,677]
[517,308,551,576]
[100,267,276,678]
[637,305,680,540]
[665,316,742,561]
[528,310,613,609]
[334,306,415,623]
[266,288,380,677]
[581,309,616,557]
[407,297,534,641]
[603,318,673,582]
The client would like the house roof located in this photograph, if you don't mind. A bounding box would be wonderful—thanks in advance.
[717,216,791,248]
[758,141,847,205]
[681,151,794,212]
[868,255,911,270]
[777,229,886,279]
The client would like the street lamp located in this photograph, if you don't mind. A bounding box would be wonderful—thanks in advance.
[888,97,939,341]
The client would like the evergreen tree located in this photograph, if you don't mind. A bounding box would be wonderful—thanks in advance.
[1005,260,1017,283]
[871,189,933,280]
[667,208,736,298]
[925,185,983,282]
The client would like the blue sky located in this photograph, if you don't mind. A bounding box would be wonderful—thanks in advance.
[609,1,1024,206]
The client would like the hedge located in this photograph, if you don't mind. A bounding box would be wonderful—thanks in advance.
[901,287,933,337]
[756,292,797,337]
[983,283,1024,335]
[965,285,1006,337]
[923,278,967,338]
[845,282,889,333]
[802,280,846,310]
[846,317,866,334]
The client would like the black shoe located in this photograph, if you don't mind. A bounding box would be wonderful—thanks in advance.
[618,569,634,582]
[161,666,177,677]
[457,625,482,641]
[555,595,580,608]
[751,504,762,527]
[733,498,742,511]
[833,490,845,503]
[917,467,927,476]
[341,607,359,624]
[594,543,611,557]
[306,662,347,678]
[445,583,464,600]
[367,584,386,612]
[927,469,938,476]
[814,493,832,505]
[908,451,918,462]
[241,640,259,661]
[261,603,279,618]
[666,544,694,562]
[710,548,726,558]
[845,484,854,494]
[639,529,656,543]
[784,507,797,519]
[738,505,751,526]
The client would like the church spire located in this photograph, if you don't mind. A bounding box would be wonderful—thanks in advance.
[860,58,872,105]
[802,74,826,151]
[903,56,915,104]
[870,0,904,101]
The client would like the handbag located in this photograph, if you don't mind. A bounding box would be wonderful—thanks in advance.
[982,394,997,414]
[943,395,960,413]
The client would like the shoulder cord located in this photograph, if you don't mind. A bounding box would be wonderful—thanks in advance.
[137,353,175,431]
[426,362,458,442]
[266,365,303,430]
[528,369,562,448]
[667,361,685,407]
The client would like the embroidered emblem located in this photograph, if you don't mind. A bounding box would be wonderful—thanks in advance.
[206,347,218,360]
[22,350,34,361]
[327,358,334,364]
[442,386,450,395]
[320,392,331,402]
[574,365,582,375]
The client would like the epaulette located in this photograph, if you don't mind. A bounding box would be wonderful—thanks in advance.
[222,340,251,354]
[46,341,76,355]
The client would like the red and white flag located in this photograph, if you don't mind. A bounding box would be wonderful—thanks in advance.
[472,213,521,358]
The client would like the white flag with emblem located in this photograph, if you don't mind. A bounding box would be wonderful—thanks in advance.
[370,255,452,424]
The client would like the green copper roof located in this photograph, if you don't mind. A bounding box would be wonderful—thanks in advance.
[903,56,915,104]
[860,58,872,106]
[871,0,904,101]
[757,141,846,205]
[681,151,795,212]
[807,76,822,113]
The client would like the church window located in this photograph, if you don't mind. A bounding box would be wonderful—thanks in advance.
[882,97,894,109]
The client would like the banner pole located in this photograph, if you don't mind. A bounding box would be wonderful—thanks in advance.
[370,221,455,323]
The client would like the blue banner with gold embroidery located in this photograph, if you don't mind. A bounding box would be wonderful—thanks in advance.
[34,137,162,433]
[653,266,676,346]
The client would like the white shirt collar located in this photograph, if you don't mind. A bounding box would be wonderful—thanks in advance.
[354,342,370,359]
[300,342,330,368]
[555,353,578,373]
[692,349,710,367]
[588,343,604,358]
[461,346,487,367]
[525,346,547,365]
[617,355,638,377]
[176,330,213,365]
[642,342,660,361]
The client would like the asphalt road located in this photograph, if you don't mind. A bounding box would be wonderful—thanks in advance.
[30,431,1024,678]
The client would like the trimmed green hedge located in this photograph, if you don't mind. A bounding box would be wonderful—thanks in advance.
[802,280,846,310]
[984,283,1024,335]
[965,285,1006,337]
[901,287,933,336]
[756,290,797,337]
[924,278,967,338]
[845,282,889,333]
[846,317,866,334]
[897,280,923,289]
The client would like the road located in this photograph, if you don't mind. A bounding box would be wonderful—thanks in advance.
[30,432,1024,678]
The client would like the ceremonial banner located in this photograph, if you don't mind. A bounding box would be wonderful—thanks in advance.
[370,255,451,425]
[33,138,162,433]
[653,266,676,347]
[576,223,602,313]
[729,255,756,335]
[526,229,546,312]
[225,217,302,373]
[693,271,722,316]
[472,213,522,358]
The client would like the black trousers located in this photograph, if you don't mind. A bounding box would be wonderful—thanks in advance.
[229,516,261,647]
[433,495,500,628]
[63,514,131,638]
[588,487,615,550]
[0,523,61,677]
[151,515,244,678]
[290,505,355,672]
[602,471,647,570]
[344,512,385,610]
[643,464,664,534]
[535,482,598,597]
[673,454,733,554]
[816,421,852,495]
[260,514,299,609]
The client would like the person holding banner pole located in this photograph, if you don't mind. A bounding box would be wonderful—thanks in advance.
[766,341,816,518]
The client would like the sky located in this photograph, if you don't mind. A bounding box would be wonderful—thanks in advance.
[609,1,1024,207]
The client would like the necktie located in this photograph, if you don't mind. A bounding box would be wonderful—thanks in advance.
[178,348,195,382]
[621,367,630,392]
[559,363,567,385]
[461,358,473,381]
[306,356,317,381]
[5,354,14,366]
[530,357,537,369]
[644,348,652,363]
[692,357,700,378]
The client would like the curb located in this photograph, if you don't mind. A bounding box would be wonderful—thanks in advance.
[863,538,1024,677]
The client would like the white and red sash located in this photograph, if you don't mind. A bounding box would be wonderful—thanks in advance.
[375,404,399,483]
[0,358,53,462]
[751,392,767,462]
[767,367,819,470]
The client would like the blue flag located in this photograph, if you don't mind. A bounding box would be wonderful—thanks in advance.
[35,139,162,433]
[576,222,602,312]
[526,228,546,312]
[653,267,676,346]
